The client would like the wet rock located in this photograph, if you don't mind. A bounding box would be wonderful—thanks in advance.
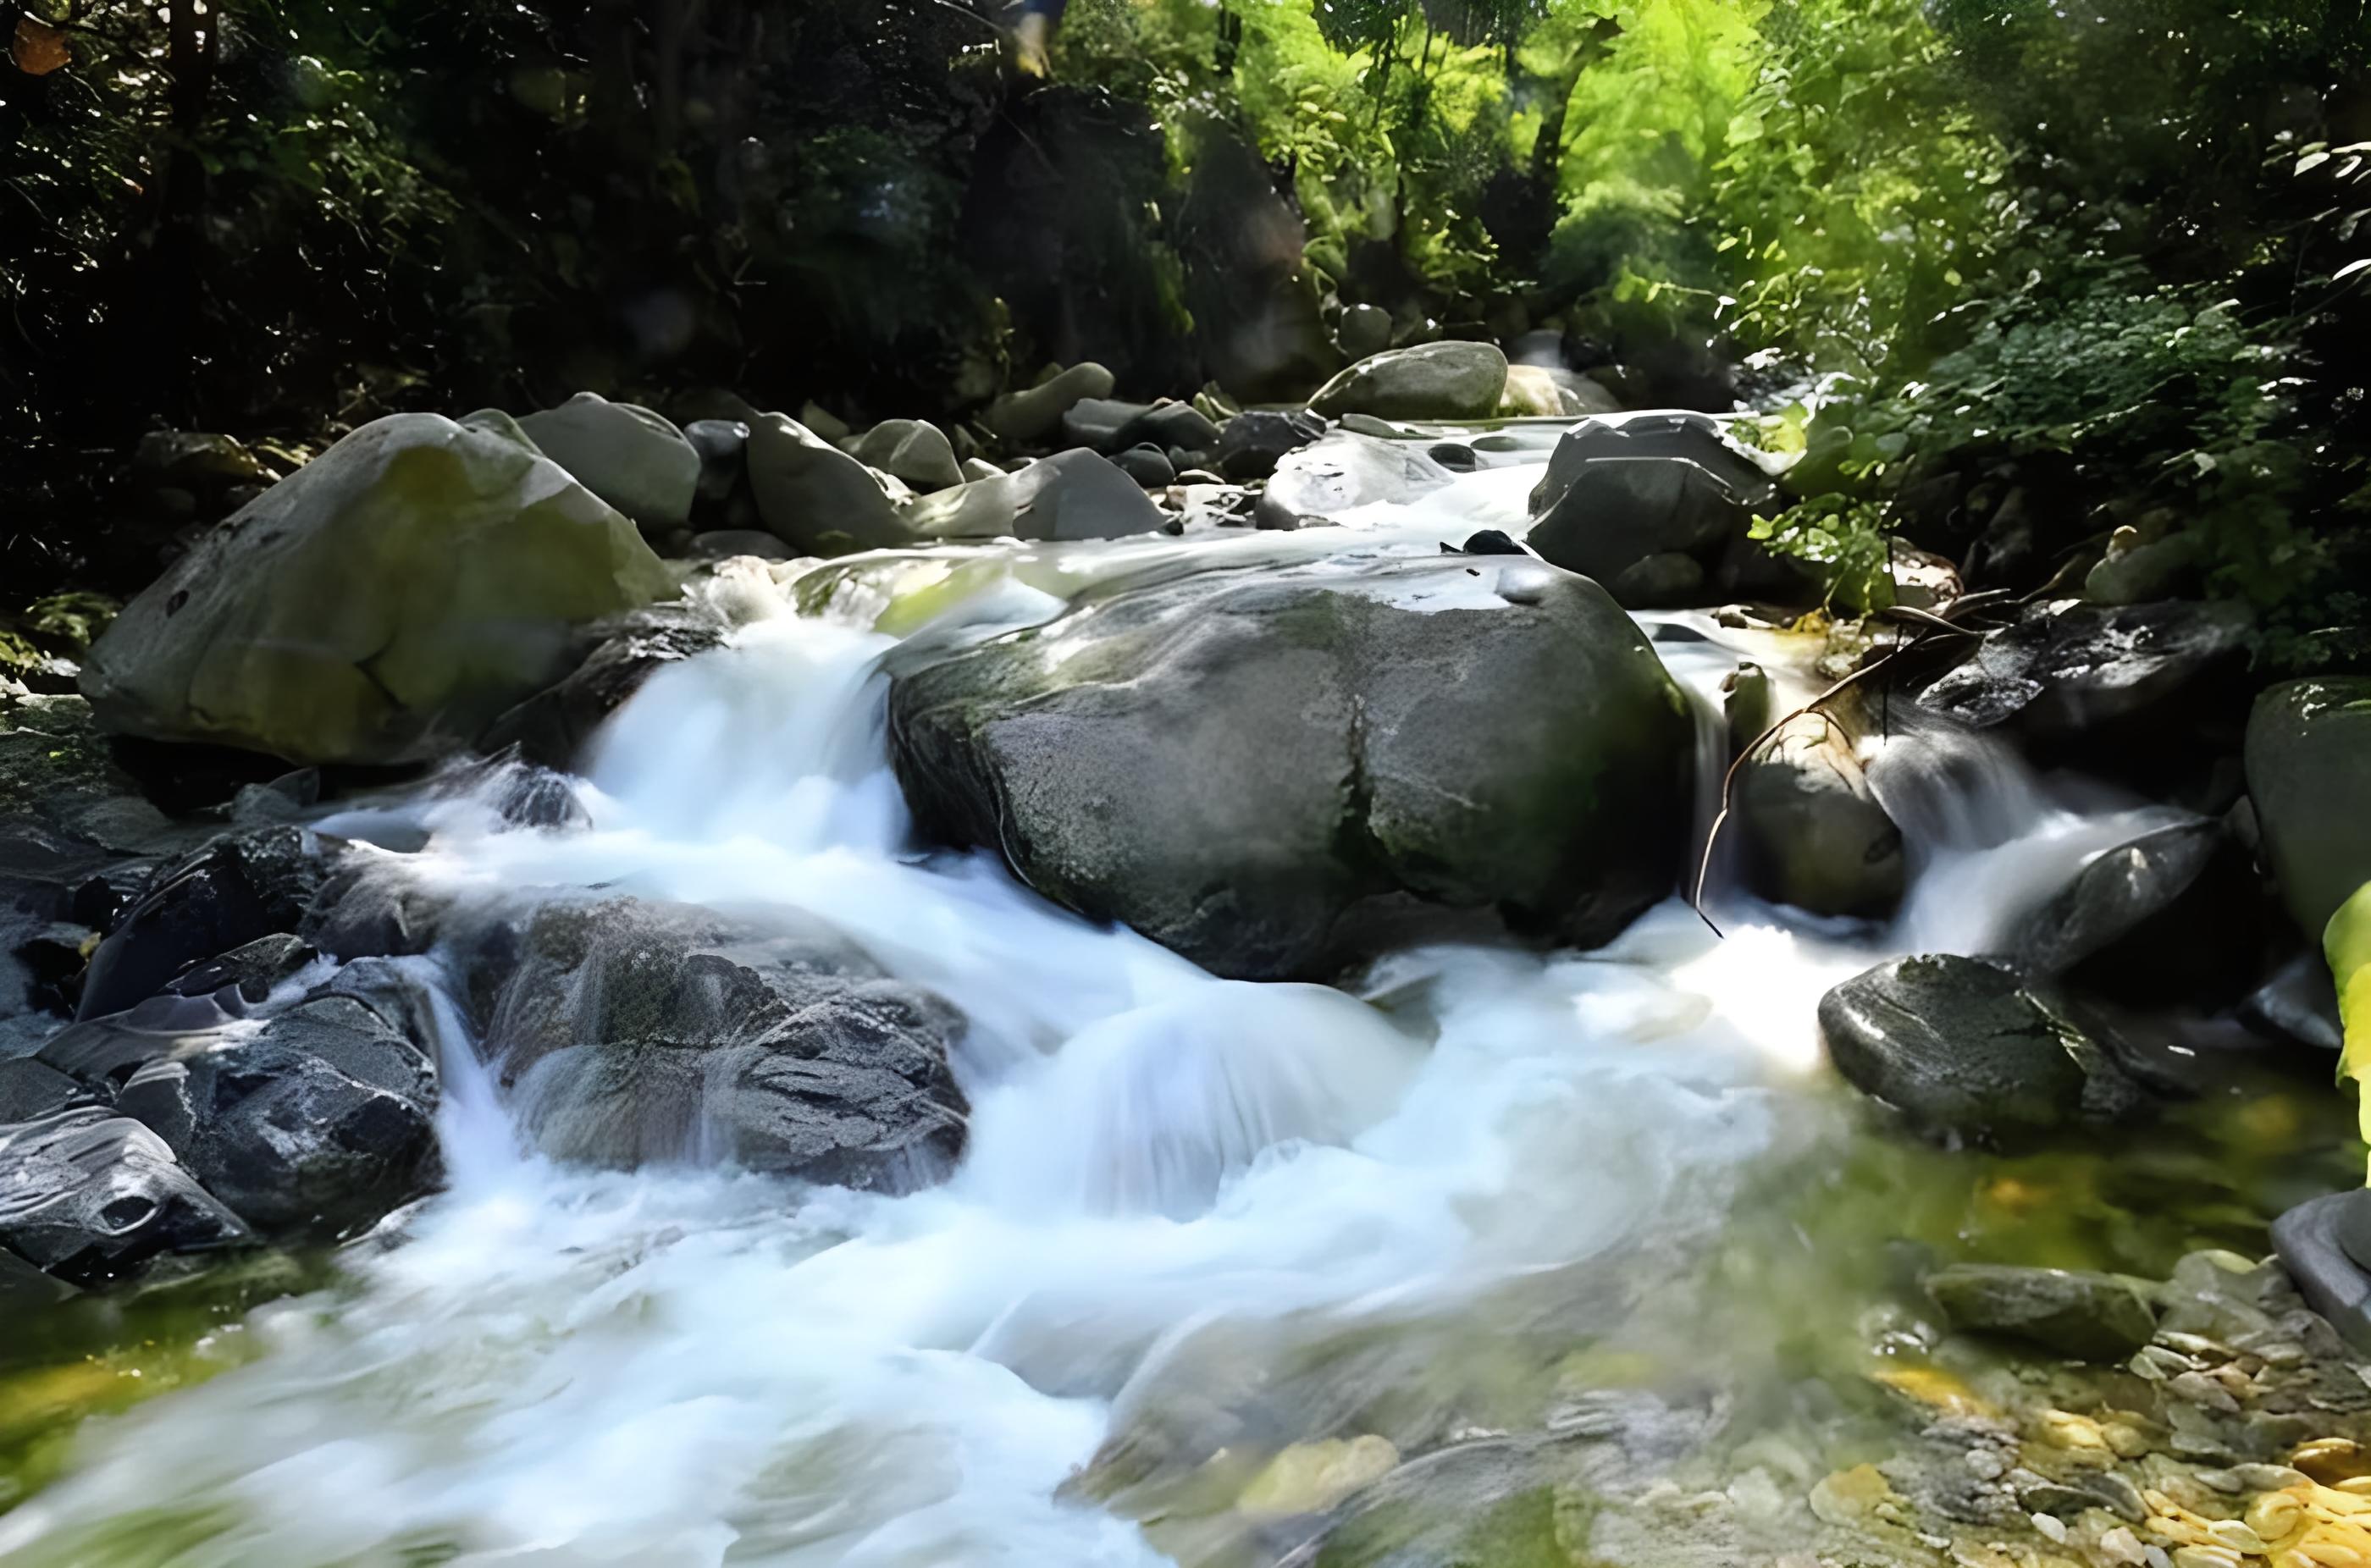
[888,553,1696,980]
[1996,818,2262,1008]
[77,826,334,1019]
[2274,1193,2371,1352]
[479,594,737,768]
[2242,952,2343,1051]
[1452,529,1528,557]
[1919,600,2253,737]
[1607,550,1708,608]
[42,989,438,1239]
[1523,412,1782,608]
[419,747,591,832]
[2246,676,2371,938]
[684,528,793,563]
[745,411,914,555]
[1817,954,2143,1141]
[1427,440,1478,472]
[1112,444,1176,489]
[1058,397,1152,454]
[466,896,966,1190]
[904,450,1165,543]
[848,418,964,494]
[161,933,318,1007]
[1499,362,1620,417]
[1119,400,1224,455]
[1213,409,1327,481]
[684,418,749,507]
[1925,1263,2158,1361]
[1733,713,1904,919]
[985,362,1118,446]
[517,392,701,531]
[80,413,677,766]
[0,1057,81,1120]
[1309,341,1509,422]
[1254,431,1456,530]
[1335,302,1393,362]
[0,1108,251,1287]
[0,692,175,856]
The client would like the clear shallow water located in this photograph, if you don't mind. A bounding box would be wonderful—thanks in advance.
[0,443,2266,1567]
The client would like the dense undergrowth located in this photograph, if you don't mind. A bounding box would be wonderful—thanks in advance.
[3,0,2368,663]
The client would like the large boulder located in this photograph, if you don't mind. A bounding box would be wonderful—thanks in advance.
[1817,954,2145,1142]
[1919,600,2253,736]
[465,896,967,1190]
[1731,713,1904,919]
[745,412,915,555]
[1253,432,1456,530]
[40,987,439,1239]
[1522,412,1782,607]
[887,553,1697,980]
[0,1108,252,1287]
[79,413,677,765]
[904,450,1166,543]
[2247,677,2371,938]
[516,392,701,531]
[1309,341,1509,422]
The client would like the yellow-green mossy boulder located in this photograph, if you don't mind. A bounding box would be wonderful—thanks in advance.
[80,412,677,765]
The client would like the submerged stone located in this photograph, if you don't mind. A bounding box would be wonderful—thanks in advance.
[1925,1262,2158,1361]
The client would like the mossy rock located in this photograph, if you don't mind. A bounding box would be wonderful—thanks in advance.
[79,414,677,766]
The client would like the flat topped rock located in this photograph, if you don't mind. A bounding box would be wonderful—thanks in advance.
[1817,953,2145,1142]
[1920,599,2253,734]
[1924,1262,2158,1361]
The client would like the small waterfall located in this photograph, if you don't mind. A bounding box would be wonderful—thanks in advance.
[1867,704,2185,957]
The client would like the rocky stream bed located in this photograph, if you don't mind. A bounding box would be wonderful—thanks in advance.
[4,344,2370,1568]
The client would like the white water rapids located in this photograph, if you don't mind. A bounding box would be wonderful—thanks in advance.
[1,433,2180,1567]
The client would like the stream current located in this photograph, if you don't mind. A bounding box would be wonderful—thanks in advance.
[0,428,2213,1566]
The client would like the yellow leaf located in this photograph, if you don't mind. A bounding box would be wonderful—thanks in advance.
[11,14,70,76]
[2328,881,2371,1183]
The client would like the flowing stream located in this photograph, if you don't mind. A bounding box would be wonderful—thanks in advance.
[0,433,2219,1567]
